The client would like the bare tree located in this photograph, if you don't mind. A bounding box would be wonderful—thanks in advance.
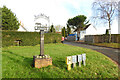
[92,0,118,42]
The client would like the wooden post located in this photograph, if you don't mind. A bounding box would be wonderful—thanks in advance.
[66,56,72,71]
[79,62,81,67]
[82,54,86,66]
[78,55,82,67]
[67,64,71,71]
[83,60,86,66]
[72,55,77,68]
[40,30,44,56]
[73,63,76,68]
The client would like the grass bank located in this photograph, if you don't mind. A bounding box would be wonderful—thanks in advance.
[2,43,118,78]
[92,43,120,49]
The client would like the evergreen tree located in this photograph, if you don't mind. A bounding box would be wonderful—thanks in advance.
[66,24,71,36]
[49,24,55,33]
[67,15,90,41]
[105,29,109,34]
[61,27,66,37]
[1,6,20,30]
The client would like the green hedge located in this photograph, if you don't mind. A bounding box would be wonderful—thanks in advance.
[2,31,62,47]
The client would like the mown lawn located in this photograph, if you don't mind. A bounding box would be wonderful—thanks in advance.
[2,43,118,78]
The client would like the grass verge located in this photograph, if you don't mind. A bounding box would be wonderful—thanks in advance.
[92,43,120,49]
[2,43,118,78]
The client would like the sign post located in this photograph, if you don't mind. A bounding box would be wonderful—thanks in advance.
[78,55,82,67]
[66,56,72,70]
[33,23,52,68]
[40,30,44,56]
[35,26,47,56]
[72,55,77,68]
[66,54,87,70]
[82,54,86,66]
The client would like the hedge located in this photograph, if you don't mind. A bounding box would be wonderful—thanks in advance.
[2,31,62,47]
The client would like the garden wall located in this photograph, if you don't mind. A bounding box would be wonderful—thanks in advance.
[2,31,62,47]
[67,36,76,41]
[85,34,120,43]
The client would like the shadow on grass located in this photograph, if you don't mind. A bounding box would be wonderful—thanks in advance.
[52,58,67,70]
[2,50,53,78]
[3,50,67,70]
[2,50,33,68]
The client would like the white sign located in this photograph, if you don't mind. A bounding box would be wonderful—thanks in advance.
[34,13,49,22]
[72,55,77,63]
[82,54,86,61]
[66,56,72,64]
[35,26,47,30]
[41,38,44,41]
[78,55,82,62]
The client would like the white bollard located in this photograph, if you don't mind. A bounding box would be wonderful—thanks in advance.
[72,55,77,68]
[82,54,86,66]
[66,56,72,70]
[78,55,82,67]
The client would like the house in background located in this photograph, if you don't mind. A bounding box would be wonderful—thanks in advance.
[18,21,28,32]
[79,24,97,40]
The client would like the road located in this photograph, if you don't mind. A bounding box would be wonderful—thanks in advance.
[63,41,119,65]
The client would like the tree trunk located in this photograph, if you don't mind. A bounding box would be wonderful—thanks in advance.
[77,31,80,41]
[108,20,111,43]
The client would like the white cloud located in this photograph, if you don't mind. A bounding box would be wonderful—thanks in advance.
[111,18,118,34]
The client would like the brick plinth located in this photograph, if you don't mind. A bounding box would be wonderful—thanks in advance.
[33,56,52,68]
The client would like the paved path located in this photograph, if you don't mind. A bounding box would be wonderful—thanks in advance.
[63,41,119,65]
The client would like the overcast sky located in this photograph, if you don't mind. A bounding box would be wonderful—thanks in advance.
[0,0,118,34]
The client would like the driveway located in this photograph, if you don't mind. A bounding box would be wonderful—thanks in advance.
[63,41,119,65]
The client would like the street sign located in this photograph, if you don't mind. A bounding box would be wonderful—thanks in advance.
[78,55,82,62]
[66,56,72,65]
[72,55,77,63]
[82,54,86,61]
[35,26,47,30]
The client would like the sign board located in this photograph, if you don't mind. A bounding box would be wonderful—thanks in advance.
[35,26,47,30]
[78,55,82,62]
[34,13,49,22]
[82,54,86,61]
[72,55,77,63]
[41,38,44,41]
[66,56,72,64]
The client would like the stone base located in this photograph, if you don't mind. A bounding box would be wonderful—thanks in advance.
[33,55,52,68]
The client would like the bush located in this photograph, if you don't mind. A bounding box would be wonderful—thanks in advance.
[2,31,62,47]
